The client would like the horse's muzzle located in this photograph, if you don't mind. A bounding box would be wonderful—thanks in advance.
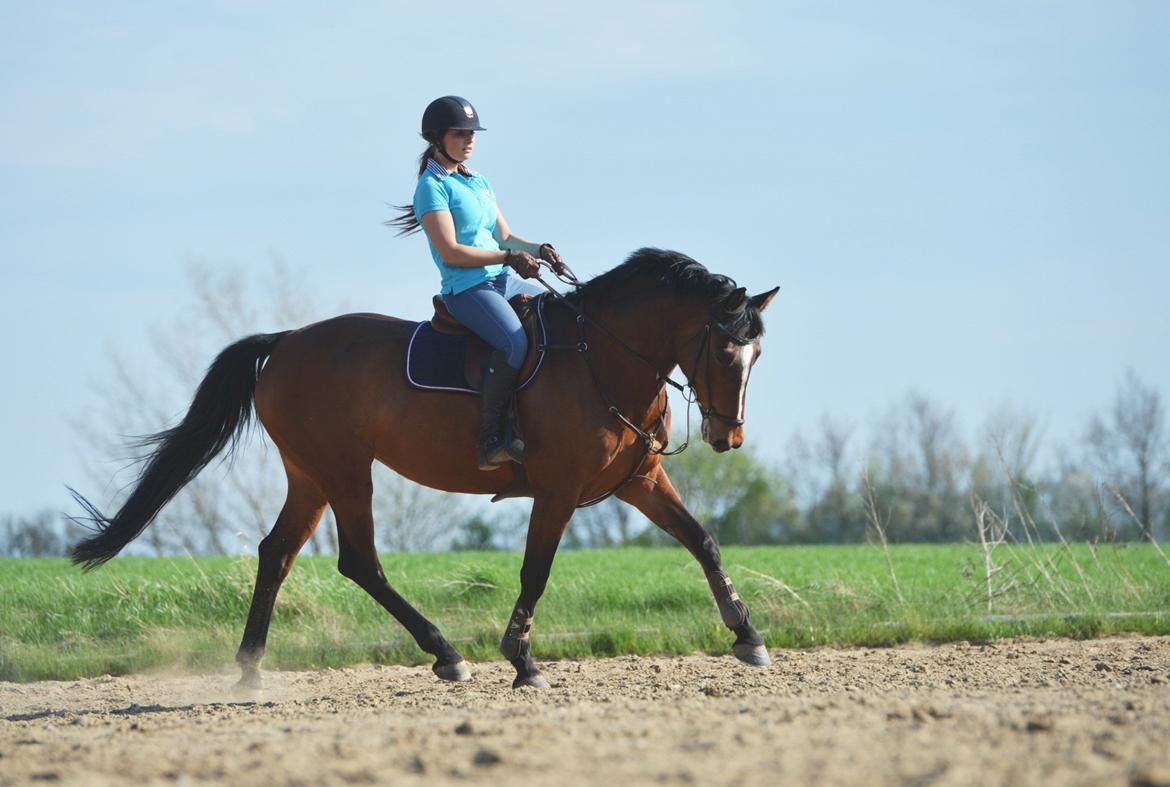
[703,418,744,453]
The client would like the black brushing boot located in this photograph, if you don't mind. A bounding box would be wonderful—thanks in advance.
[477,350,526,470]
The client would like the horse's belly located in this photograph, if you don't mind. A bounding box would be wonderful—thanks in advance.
[371,390,524,496]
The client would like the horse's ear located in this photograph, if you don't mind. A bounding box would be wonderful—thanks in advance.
[748,287,780,312]
[723,287,748,313]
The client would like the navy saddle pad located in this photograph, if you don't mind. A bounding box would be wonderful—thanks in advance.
[404,297,548,394]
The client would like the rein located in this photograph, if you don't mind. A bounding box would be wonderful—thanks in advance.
[530,261,747,507]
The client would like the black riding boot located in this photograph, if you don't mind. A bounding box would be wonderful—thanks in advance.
[478,350,526,471]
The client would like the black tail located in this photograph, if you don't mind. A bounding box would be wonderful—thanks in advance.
[69,331,291,570]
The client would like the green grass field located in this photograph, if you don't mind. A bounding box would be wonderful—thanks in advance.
[2,543,1168,682]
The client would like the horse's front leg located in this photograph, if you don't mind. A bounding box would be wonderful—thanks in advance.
[500,494,577,689]
[617,465,771,667]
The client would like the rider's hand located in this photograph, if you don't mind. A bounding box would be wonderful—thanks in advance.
[539,243,568,275]
[504,249,541,279]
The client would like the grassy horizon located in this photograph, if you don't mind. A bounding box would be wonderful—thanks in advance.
[2,543,1168,682]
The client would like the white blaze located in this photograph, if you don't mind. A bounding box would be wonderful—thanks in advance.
[736,344,756,420]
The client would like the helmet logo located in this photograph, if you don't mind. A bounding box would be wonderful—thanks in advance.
[463,104,474,118]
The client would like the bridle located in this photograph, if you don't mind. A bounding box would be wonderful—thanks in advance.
[532,262,754,505]
[694,314,753,430]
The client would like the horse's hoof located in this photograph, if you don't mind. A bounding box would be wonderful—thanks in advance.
[233,674,263,693]
[433,660,472,682]
[512,672,550,689]
[733,643,772,667]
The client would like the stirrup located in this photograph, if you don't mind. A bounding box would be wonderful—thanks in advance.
[478,426,525,471]
[478,435,508,471]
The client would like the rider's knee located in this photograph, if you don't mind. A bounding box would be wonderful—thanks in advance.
[505,329,527,369]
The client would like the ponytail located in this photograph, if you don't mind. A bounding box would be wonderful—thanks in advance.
[385,131,473,237]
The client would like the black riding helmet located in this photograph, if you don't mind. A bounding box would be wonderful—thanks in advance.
[421,95,485,134]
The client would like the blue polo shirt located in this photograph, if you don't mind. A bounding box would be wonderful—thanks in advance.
[413,158,506,294]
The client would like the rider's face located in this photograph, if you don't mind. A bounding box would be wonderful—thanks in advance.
[442,129,475,162]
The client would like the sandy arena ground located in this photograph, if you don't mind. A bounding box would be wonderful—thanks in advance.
[2,636,1170,786]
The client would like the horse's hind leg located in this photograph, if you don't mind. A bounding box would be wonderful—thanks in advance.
[617,465,770,667]
[330,489,470,681]
[235,462,328,690]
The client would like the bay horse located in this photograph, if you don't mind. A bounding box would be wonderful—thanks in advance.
[71,248,779,689]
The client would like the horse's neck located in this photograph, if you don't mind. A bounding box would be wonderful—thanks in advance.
[580,292,700,405]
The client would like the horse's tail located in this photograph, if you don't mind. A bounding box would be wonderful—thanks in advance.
[69,331,291,570]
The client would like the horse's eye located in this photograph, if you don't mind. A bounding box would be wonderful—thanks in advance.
[716,347,737,366]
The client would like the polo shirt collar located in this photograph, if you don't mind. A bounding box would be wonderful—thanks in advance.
[425,157,475,179]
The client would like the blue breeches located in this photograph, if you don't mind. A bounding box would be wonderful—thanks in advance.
[441,273,542,369]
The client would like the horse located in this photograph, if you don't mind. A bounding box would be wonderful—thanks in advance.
[70,247,779,690]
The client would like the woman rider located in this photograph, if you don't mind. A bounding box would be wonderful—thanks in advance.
[390,95,567,471]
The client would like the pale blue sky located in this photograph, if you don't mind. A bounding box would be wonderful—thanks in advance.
[2,2,1168,517]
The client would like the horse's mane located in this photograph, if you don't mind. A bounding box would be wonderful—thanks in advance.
[566,247,764,339]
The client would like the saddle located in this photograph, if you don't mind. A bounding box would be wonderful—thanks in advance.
[405,294,547,393]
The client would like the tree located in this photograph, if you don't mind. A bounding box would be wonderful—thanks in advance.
[371,464,471,552]
[451,515,498,551]
[1041,454,1115,541]
[1083,370,1169,539]
[712,473,803,544]
[865,393,969,542]
[562,496,649,549]
[969,405,1045,538]
[662,439,803,545]
[0,511,89,557]
[785,415,864,543]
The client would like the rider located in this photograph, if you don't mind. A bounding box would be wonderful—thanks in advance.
[390,95,567,471]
